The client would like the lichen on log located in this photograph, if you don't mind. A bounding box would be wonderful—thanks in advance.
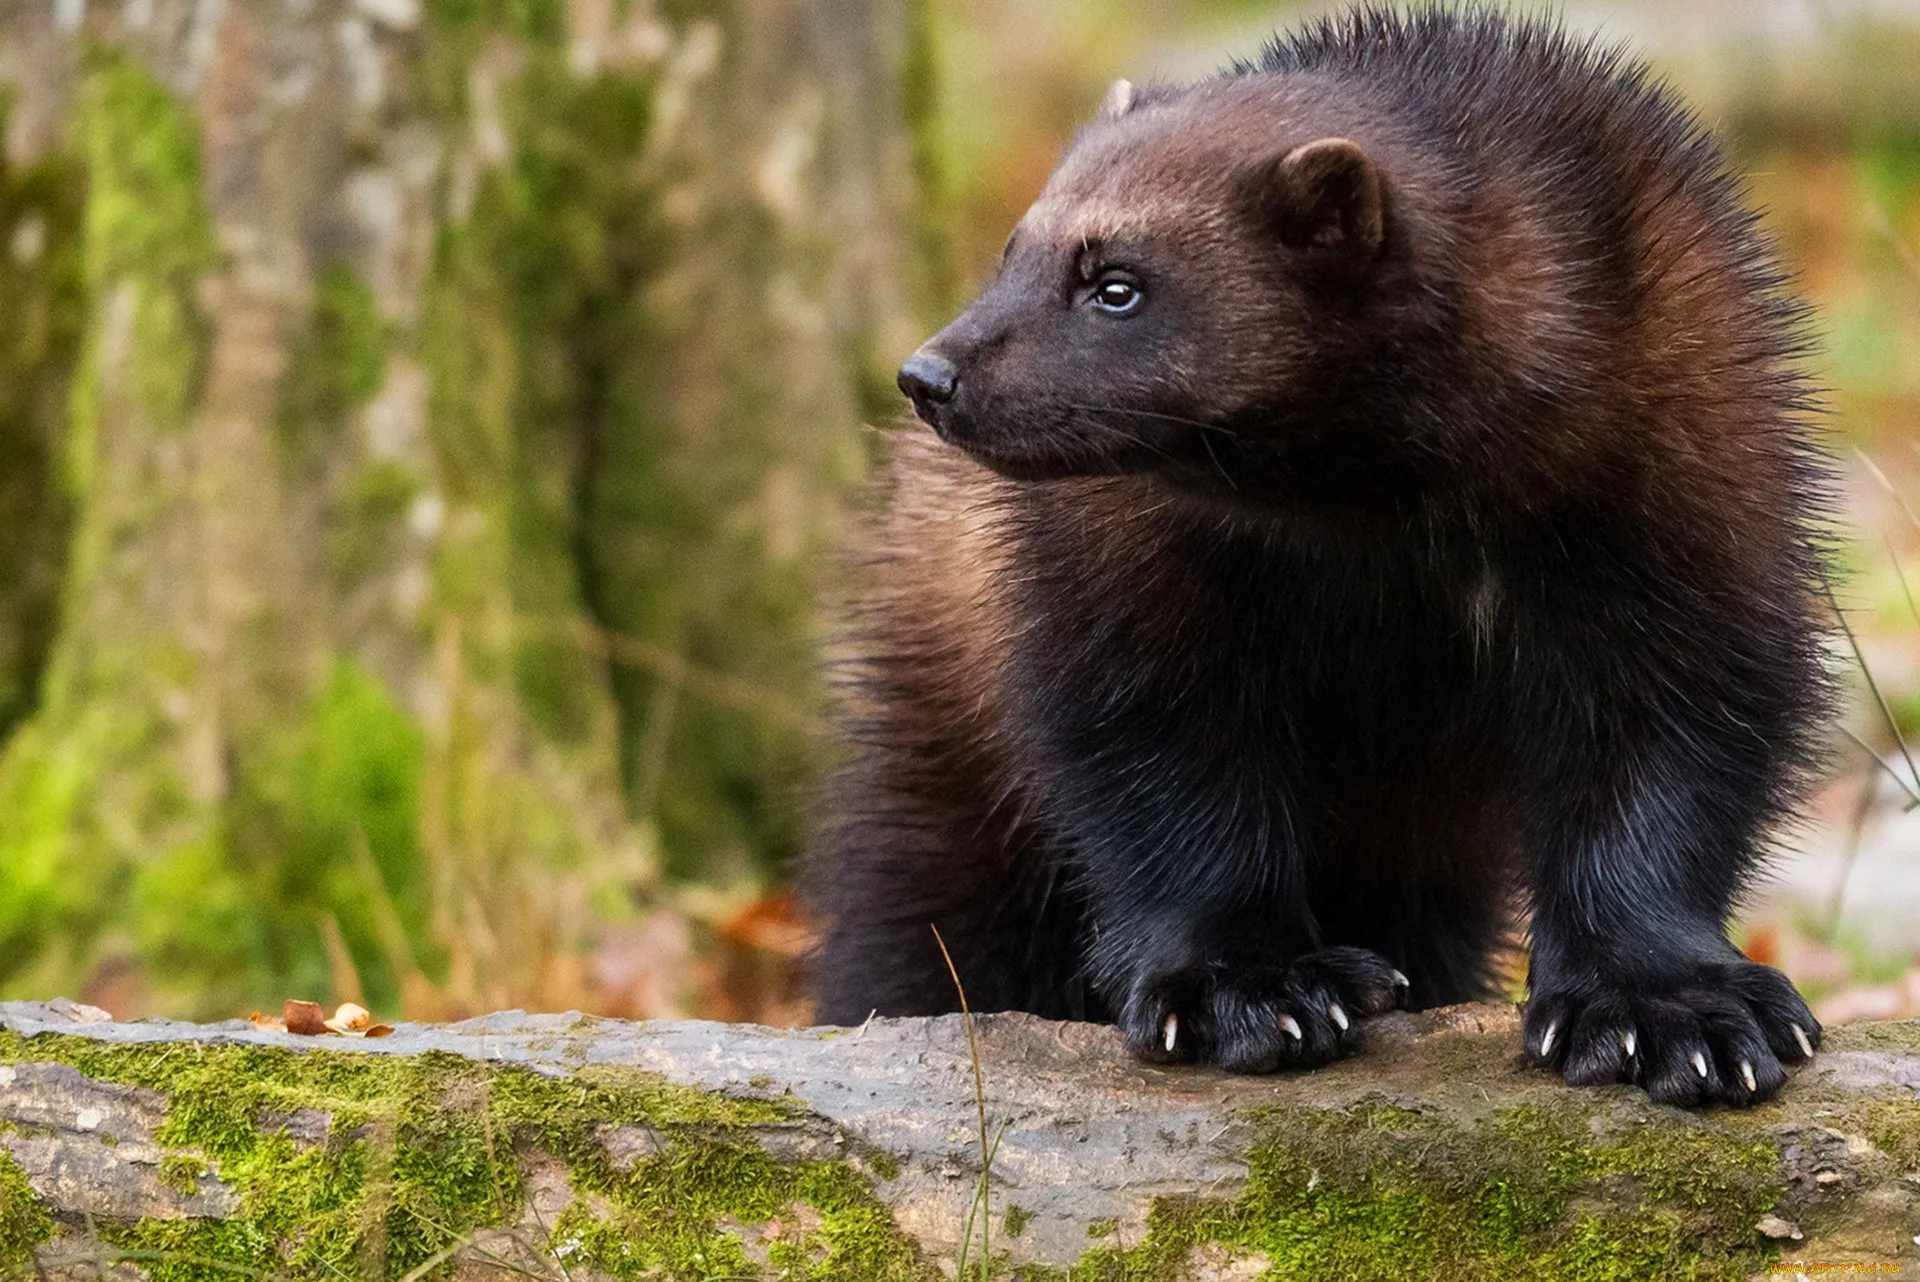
[0,1000,1915,1280]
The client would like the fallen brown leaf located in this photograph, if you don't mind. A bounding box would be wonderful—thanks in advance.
[283,999,329,1036]
[717,889,813,956]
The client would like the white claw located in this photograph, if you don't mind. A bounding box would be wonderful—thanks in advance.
[1740,1061,1757,1093]
[1622,1030,1637,1058]
[1391,969,1410,989]
[1279,1014,1303,1041]
[1539,1021,1557,1058]
[1163,1014,1178,1053]
[1329,1003,1350,1032]
[1691,1051,1709,1079]
[1792,1024,1814,1060]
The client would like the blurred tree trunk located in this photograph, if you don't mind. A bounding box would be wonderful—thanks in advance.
[0,0,935,1020]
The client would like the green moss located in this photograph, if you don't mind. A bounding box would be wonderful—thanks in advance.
[0,1031,930,1280]
[1052,1099,1785,1282]
[543,1143,930,1280]
[0,1149,51,1270]
[416,0,570,120]
[414,14,824,885]
[423,60,669,751]
[1847,1096,1920,1171]
[862,1144,903,1182]
[331,460,426,585]
[413,33,662,860]
[1004,1202,1033,1238]
[421,0,862,887]
[157,1151,209,1196]
[0,49,218,1006]
[97,1219,281,1282]
[279,263,390,456]
[0,99,88,743]
[79,53,216,288]
[78,48,217,434]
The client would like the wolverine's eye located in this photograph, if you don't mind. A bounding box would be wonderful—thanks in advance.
[1089,273,1144,315]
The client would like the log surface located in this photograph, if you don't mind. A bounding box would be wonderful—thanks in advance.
[1,999,1917,1279]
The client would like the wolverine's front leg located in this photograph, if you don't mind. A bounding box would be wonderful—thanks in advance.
[1043,745,1408,1072]
[1516,642,1820,1107]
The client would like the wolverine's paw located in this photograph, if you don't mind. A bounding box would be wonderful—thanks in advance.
[1525,961,1819,1109]
[1120,947,1409,1074]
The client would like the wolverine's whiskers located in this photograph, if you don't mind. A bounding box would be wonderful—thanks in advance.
[1199,428,1239,491]
[1067,402,1227,432]
[1067,402,1241,487]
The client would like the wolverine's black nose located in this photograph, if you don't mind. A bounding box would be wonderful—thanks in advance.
[897,349,957,414]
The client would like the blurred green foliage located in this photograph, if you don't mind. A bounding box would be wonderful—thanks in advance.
[212,663,433,1014]
[0,50,218,1006]
[280,265,391,456]
[0,99,86,741]
[424,64,665,747]
[420,34,817,885]
[78,47,217,433]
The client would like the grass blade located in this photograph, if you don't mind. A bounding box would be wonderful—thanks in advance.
[1823,581,1920,805]
[932,924,993,1279]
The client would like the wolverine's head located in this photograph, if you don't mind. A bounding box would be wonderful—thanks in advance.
[898,76,1422,495]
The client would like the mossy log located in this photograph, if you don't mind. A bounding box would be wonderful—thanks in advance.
[0,1001,1917,1280]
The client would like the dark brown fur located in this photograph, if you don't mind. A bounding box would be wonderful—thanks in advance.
[810,7,1834,1107]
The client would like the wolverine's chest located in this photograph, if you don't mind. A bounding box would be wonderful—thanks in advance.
[997,513,1515,760]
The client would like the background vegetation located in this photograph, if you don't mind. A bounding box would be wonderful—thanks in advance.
[0,0,1914,1027]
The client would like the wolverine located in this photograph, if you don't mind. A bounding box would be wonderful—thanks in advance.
[809,6,1833,1107]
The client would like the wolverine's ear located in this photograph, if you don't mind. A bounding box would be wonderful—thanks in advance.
[1099,78,1136,119]
[1270,137,1385,257]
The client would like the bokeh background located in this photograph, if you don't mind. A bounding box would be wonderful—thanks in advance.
[0,0,1914,1029]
